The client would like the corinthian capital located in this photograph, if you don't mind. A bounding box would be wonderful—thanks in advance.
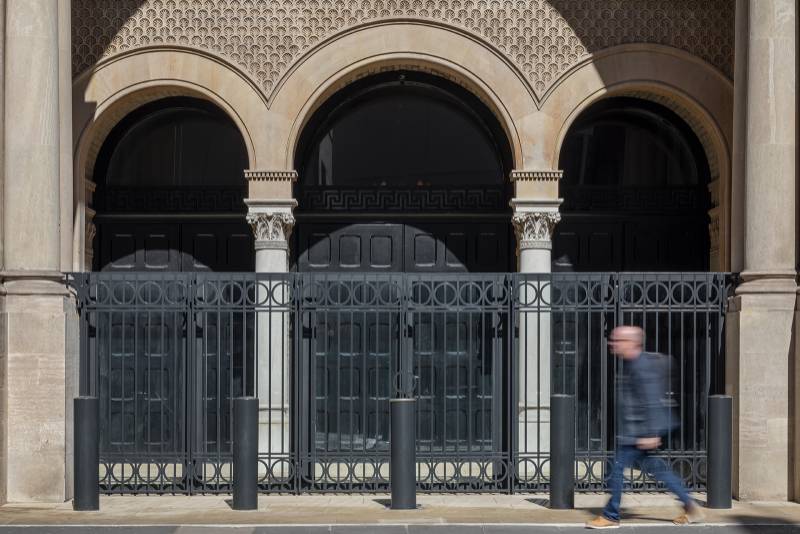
[512,211,561,250]
[246,211,295,245]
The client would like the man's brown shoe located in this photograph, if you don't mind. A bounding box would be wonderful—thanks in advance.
[585,515,620,529]
[673,502,704,525]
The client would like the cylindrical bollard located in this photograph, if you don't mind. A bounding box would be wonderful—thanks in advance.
[550,394,575,509]
[390,398,416,510]
[707,394,732,509]
[74,396,99,511]
[233,397,258,510]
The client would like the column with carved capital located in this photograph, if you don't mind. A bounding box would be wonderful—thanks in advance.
[510,171,562,481]
[245,171,297,471]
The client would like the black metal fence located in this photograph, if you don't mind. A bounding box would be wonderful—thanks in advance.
[68,271,731,494]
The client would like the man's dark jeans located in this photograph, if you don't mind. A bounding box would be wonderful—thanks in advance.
[602,444,693,522]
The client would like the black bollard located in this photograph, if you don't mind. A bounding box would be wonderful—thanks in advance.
[550,394,575,509]
[233,397,258,510]
[707,394,732,509]
[73,396,99,511]
[390,398,416,510]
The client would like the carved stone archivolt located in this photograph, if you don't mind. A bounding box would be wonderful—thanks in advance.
[72,1,734,97]
[246,211,295,246]
[512,211,561,250]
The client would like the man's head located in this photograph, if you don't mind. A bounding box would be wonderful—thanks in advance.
[608,325,644,359]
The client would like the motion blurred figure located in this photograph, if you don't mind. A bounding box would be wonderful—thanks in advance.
[586,326,703,529]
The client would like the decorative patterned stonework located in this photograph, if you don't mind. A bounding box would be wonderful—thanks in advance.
[72,1,734,98]
[245,170,299,181]
[512,211,561,249]
[247,211,295,244]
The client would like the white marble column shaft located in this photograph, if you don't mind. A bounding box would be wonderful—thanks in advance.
[246,199,296,462]
[511,198,561,478]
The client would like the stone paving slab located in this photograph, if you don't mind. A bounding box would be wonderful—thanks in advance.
[0,494,799,532]
[0,526,799,533]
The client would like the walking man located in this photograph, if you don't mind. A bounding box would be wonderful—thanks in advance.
[586,326,704,529]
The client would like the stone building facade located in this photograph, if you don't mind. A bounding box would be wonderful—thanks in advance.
[0,0,796,503]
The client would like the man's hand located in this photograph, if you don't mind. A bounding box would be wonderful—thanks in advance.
[636,436,661,450]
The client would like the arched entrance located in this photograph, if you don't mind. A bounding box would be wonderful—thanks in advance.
[554,97,711,272]
[552,97,717,469]
[294,70,514,272]
[293,71,515,484]
[92,97,253,272]
[87,98,254,486]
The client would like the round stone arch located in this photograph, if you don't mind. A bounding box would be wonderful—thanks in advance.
[264,21,538,171]
[71,48,269,270]
[540,44,733,271]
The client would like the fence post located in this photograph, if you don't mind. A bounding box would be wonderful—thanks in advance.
[707,394,732,509]
[390,398,416,509]
[73,396,99,511]
[233,397,258,510]
[550,394,575,509]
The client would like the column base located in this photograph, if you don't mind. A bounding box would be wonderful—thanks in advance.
[726,279,797,501]
[518,405,549,480]
[1,273,79,503]
[258,405,290,455]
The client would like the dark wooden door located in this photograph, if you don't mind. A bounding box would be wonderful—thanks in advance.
[296,220,511,273]
[98,219,254,272]
[552,215,709,272]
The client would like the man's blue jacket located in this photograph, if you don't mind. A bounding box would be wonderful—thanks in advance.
[617,351,676,445]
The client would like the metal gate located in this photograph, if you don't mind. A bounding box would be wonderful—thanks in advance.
[69,271,731,494]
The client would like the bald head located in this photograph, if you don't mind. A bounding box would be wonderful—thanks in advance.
[609,326,644,359]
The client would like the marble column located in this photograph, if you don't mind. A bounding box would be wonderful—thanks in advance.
[510,171,562,480]
[727,0,797,501]
[1,0,77,503]
[245,171,297,475]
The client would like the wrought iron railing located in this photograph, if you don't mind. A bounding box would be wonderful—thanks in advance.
[68,271,732,494]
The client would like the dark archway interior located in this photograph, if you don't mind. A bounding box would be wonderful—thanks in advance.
[92,97,253,272]
[294,70,514,273]
[554,97,711,272]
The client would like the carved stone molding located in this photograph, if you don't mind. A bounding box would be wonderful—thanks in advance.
[245,170,299,182]
[246,212,295,247]
[512,211,561,251]
[708,210,720,253]
[85,221,97,245]
[510,170,563,182]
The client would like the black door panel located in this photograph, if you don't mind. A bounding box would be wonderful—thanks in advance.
[297,223,404,272]
[101,222,181,271]
[297,220,510,273]
[98,220,253,272]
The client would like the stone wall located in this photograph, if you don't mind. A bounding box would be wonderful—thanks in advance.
[71,0,734,98]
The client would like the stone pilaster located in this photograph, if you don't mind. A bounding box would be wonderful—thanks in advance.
[1,0,76,504]
[510,172,562,475]
[727,0,797,501]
